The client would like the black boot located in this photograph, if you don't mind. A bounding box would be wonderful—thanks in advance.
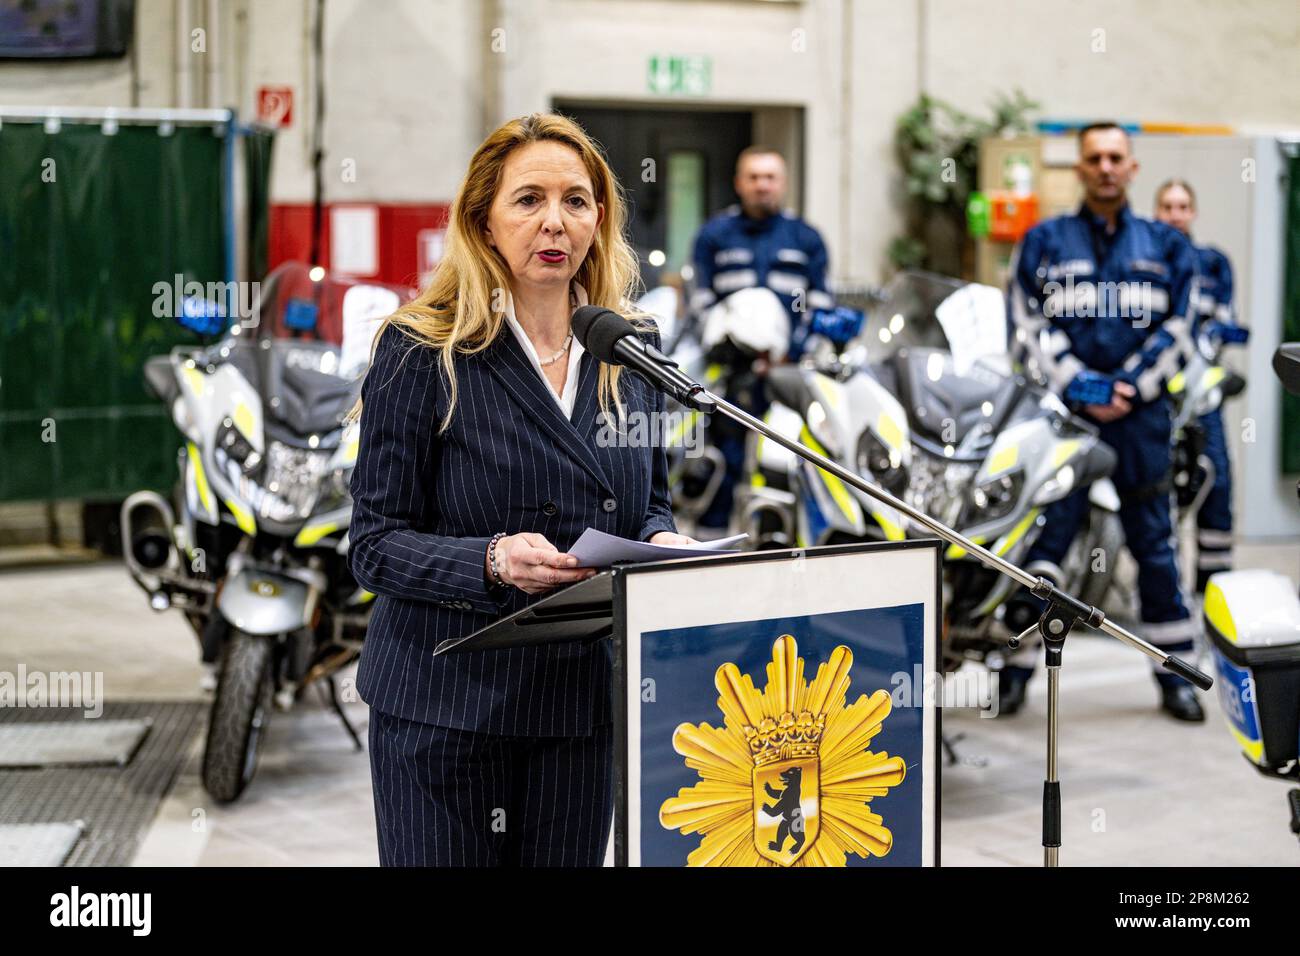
[1157,679,1205,722]
[996,665,1033,716]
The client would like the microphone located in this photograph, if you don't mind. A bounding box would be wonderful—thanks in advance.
[571,306,716,412]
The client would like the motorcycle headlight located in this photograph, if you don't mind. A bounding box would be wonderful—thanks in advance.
[214,419,263,478]
[970,470,1025,522]
[856,428,907,497]
[215,430,333,527]
[905,454,973,528]
[805,401,841,459]
[263,441,333,518]
[1034,464,1076,504]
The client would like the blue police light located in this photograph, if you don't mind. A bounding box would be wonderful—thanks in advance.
[284,298,319,332]
[178,295,227,337]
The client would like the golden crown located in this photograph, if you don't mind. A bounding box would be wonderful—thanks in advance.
[743,709,826,767]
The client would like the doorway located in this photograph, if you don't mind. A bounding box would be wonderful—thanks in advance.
[553,103,755,285]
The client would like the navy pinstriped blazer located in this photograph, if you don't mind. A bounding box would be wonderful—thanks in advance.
[348,316,677,737]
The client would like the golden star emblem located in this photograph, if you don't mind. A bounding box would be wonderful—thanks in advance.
[659,634,907,866]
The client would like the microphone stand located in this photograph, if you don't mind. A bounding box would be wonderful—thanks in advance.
[664,376,1213,867]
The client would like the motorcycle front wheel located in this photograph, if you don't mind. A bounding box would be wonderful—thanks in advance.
[202,629,273,803]
[1075,510,1125,611]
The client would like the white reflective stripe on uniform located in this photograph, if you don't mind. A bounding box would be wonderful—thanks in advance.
[1046,259,1094,280]
[775,248,809,265]
[766,270,807,295]
[1130,258,1169,277]
[1118,282,1169,317]
[713,268,758,293]
[1196,552,1234,569]
[1190,285,1210,316]
[1140,617,1200,646]
[1197,528,1234,548]
[1136,360,1171,402]
[808,290,835,310]
[1049,348,1084,392]
[691,288,718,310]
[714,247,753,267]
[1135,315,1191,401]
[1164,315,1192,349]
[1010,244,1082,394]
[1046,329,1072,359]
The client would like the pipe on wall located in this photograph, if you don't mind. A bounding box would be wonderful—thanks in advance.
[175,0,193,108]
[204,0,223,108]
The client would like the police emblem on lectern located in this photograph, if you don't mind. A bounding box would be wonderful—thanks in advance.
[659,634,906,866]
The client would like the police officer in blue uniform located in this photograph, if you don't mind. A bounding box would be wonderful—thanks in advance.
[1154,178,1246,593]
[690,146,833,532]
[1002,123,1204,722]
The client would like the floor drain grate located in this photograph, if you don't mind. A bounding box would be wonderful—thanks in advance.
[0,701,205,866]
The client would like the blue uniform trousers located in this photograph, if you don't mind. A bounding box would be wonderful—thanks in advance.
[1194,406,1234,592]
[1007,399,1194,675]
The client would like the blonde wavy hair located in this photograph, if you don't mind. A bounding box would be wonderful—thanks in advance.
[348,112,648,431]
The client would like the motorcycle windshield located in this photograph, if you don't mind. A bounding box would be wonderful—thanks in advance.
[220,263,412,440]
[857,271,1008,376]
[232,262,410,379]
[854,272,1028,453]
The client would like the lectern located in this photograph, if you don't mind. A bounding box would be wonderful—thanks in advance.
[437,539,941,867]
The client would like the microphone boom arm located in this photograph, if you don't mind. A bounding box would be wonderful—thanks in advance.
[702,385,1212,690]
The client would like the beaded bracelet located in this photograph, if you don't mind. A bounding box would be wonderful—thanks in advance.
[487,532,509,589]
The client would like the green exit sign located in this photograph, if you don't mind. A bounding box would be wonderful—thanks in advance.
[647,55,711,96]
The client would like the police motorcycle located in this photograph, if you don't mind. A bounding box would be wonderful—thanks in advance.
[634,285,723,525]
[120,262,409,802]
[636,285,791,534]
[1168,323,1247,525]
[758,271,1117,672]
[741,302,869,550]
[1201,344,1300,842]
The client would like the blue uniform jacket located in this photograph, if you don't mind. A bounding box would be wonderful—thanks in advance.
[348,319,677,737]
[1008,204,1198,404]
[691,206,833,345]
[1190,242,1239,338]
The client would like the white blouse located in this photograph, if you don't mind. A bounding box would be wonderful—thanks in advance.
[502,284,588,420]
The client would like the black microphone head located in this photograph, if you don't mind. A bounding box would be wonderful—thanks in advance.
[572,305,634,364]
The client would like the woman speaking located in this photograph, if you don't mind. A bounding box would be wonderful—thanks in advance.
[347,113,691,867]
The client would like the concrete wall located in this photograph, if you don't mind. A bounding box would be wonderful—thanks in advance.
[0,0,174,107]
[924,0,1300,132]
[3,0,1298,281]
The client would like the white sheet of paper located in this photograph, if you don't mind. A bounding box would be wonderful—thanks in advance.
[568,528,747,567]
[330,204,379,276]
[934,282,1007,376]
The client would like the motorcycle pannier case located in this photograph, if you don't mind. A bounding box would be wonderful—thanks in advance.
[1204,570,1300,778]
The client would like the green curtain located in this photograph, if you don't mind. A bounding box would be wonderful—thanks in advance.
[1283,153,1300,474]
[0,121,225,501]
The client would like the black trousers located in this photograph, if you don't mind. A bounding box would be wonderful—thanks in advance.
[367,707,613,867]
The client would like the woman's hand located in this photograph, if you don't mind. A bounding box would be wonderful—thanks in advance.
[489,532,596,594]
[648,531,699,546]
